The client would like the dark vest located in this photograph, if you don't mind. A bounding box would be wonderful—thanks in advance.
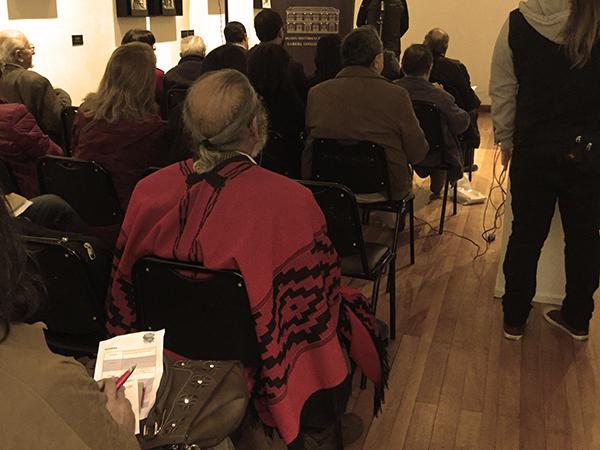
[509,9,600,158]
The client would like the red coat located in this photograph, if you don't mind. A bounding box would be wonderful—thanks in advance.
[0,102,63,197]
[71,112,167,211]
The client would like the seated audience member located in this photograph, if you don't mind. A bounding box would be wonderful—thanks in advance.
[307,34,342,90]
[424,28,481,162]
[121,29,165,106]
[423,28,480,112]
[0,192,139,449]
[254,9,308,100]
[201,44,248,75]
[166,43,249,166]
[396,45,470,199]
[248,43,305,176]
[4,192,88,234]
[224,21,249,50]
[164,35,206,94]
[0,100,63,198]
[382,49,403,81]
[304,26,428,201]
[0,30,71,148]
[107,70,387,448]
[247,43,305,146]
[72,43,167,211]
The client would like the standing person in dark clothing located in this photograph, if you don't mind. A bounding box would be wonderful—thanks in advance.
[253,9,308,101]
[491,0,600,341]
[307,35,342,90]
[356,0,409,56]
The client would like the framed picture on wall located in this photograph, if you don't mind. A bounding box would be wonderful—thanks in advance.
[131,0,148,16]
[161,0,176,15]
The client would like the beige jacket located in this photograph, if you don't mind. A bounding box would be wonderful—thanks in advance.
[0,323,139,450]
[303,66,428,200]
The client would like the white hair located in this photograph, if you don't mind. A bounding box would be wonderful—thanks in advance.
[0,30,27,64]
[180,35,206,58]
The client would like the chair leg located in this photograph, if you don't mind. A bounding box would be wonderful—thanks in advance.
[362,275,383,390]
[409,198,415,265]
[389,258,396,340]
[453,183,458,216]
[386,209,402,293]
[468,169,473,182]
[439,177,450,234]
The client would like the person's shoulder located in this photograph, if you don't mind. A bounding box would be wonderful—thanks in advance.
[237,164,312,201]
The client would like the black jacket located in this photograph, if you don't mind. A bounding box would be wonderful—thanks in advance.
[430,55,481,112]
[164,55,205,94]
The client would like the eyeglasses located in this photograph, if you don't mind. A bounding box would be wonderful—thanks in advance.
[19,44,35,53]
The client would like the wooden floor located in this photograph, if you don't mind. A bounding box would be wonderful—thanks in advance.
[242,114,600,450]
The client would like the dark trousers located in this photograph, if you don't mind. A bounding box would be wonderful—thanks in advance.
[503,164,600,330]
[366,0,406,56]
[21,194,89,234]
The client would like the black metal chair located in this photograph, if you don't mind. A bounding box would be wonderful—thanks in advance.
[259,131,304,179]
[37,155,124,226]
[132,257,260,366]
[311,138,415,268]
[0,158,20,194]
[61,106,79,156]
[24,235,110,356]
[299,181,395,338]
[411,101,458,235]
[443,85,479,181]
[133,257,344,448]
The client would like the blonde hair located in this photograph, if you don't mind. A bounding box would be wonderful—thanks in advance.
[562,0,600,68]
[80,43,158,123]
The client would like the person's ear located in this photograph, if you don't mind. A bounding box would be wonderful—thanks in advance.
[372,52,384,75]
[249,115,259,140]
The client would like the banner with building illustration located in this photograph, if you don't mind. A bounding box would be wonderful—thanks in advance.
[271,0,356,75]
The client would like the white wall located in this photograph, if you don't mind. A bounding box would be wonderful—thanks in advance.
[0,0,257,105]
[354,0,518,104]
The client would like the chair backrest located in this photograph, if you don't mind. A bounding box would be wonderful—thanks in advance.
[37,155,124,226]
[167,88,188,116]
[411,101,445,163]
[260,131,304,178]
[132,257,260,366]
[298,180,369,268]
[61,106,79,156]
[0,158,19,194]
[311,139,391,197]
[24,236,107,337]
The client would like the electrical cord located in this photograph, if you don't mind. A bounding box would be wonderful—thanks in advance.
[474,144,508,260]
[411,145,508,261]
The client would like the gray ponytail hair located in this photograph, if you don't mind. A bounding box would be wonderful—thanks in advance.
[182,69,259,174]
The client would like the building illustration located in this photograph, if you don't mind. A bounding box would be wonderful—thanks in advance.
[286,7,340,34]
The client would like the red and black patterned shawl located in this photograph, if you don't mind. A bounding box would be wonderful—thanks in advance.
[106,156,387,443]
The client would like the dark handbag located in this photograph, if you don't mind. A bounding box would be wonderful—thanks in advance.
[139,359,249,450]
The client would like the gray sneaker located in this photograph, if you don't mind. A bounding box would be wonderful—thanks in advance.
[544,309,589,341]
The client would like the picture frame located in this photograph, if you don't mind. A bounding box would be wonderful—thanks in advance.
[131,0,148,16]
[161,0,176,15]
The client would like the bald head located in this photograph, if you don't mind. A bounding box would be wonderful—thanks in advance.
[183,69,268,172]
[424,28,449,56]
[0,30,34,68]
